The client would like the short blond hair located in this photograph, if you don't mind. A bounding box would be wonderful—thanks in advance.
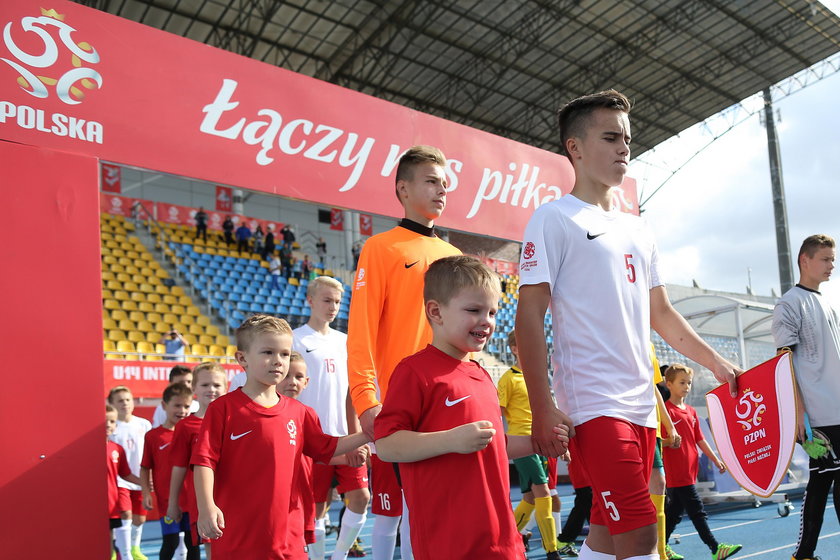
[235,314,293,350]
[289,350,307,369]
[192,361,226,383]
[105,404,117,414]
[507,330,517,351]
[424,255,500,305]
[107,385,131,403]
[664,364,693,383]
[306,276,343,298]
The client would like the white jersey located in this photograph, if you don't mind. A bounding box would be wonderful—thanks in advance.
[110,415,152,490]
[152,399,199,428]
[772,285,840,427]
[293,324,349,436]
[229,371,247,392]
[519,195,661,428]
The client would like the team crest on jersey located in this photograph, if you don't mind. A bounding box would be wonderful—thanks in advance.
[111,449,119,463]
[355,267,366,289]
[287,419,297,445]
[521,241,538,272]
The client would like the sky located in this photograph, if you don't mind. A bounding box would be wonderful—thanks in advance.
[630,4,840,301]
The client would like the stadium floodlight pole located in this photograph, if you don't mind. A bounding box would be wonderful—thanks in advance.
[762,88,794,295]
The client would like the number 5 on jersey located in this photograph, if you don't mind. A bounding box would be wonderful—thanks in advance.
[624,254,636,284]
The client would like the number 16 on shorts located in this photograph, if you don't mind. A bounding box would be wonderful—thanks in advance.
[601,491,621,521]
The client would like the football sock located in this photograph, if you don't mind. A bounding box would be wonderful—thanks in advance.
[400,495,414,560]
[650,493,666,560]
[175,533,187,560]
[371,515,399,560]
[309,517,326,560]
[131,523,144,548]
[331,509,367,560]
[579,541,616,560]
[535,496,558,552]
[115,519,132,560]
[514,499,536,531]
[552,510,562,533]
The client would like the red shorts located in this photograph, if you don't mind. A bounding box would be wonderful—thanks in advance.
[129,489,148,516]
[546,456,558,488]
[370,454,402,517]
[112,487,131,516]
[569,416,656,535]
[312,463,369,503]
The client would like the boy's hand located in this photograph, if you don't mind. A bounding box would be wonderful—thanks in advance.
[198,505,225,540]
[142,491,154,511]
[552,423,570,455]
[716,459,727,474]
[166,503,182,523]
[532,406,574,458]
[345,444,370,467]
[449,420,495,454]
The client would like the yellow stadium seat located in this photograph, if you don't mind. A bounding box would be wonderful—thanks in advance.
[110,264,125,274]
[131,274,145,284]
[138,302,155,312]
[130,292,145,303]
[118,257,132,267]
[104,299,120,310]
[190,344,208,358]
[102,289,114,300]
[113,290,129,301]
[199,335,215,346]
[217,335,231,347]
[171,286,185,297]
[138,283,153,293]
[103,318,118,330]
[103,340,116,352]
[128,331,145,343]
[118,319,135,331]
[179,295,194,306]
[179,314,193,326]
[140,267,154,277]
[117,340,136,355]
[110,309,128,321]
[205,324,220,336]
[196,316,211,327]
[183,334,197,346]
[155,285,169,295]
[129,310,145,322]
[155,343,167,355]
[137,321,154,333]
[125,265,139,275]
[136,341,156,359]
[153,302,168,314]
[123,301,138,311]
[147,312,162,324]
[186,306,201,316]
[156,269,170,279]
[288,277,300,286]
[154,322,170,334]
[188,324,204,336]
[126,250,139,260]
[102,271,115,282]
[163,313,179,325]
[225,344,237,357]
[164,296,179,307]
[108,329,126,341]
[209,345,225,357]
[148,294,163,305]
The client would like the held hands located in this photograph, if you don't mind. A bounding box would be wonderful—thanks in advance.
[345,444,370,467]
[532,406,574,458]
[197,505,225,540]
[662,431,682,449]
[166,502,182,523]
[450,420,496,454]
[360,405,382,440]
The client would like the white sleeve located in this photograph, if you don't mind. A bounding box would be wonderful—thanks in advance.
[152,404,166,428]
[228,371,247,392]
[649,238,663,289]
[772,299,800,349]
[519,205,564,289]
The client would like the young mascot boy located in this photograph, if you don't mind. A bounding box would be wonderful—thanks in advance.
[167,362,228,556]
[347,145,460,559]
[107,405,142,560]
[140,383,197,560]
[108,386,152,560]
[772,234,840,560]
[516,89,740,560]
[375,255,569,559]
[294,276,371,560]
[191,315,370,560]
[152,365,199,428]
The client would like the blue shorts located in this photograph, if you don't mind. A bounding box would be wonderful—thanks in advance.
[160,511,190,536]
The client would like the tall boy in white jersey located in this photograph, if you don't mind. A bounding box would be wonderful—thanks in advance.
[294,276,371,560]
[515,89,740,560]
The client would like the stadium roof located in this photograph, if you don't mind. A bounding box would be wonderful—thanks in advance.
[75,0,840,157]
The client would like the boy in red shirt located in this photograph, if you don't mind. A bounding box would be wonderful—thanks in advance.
[107,405,141,560]
[167,362,228,556]
[661,365,741,560]
[191,315,370,560]
[140,383,196,560]
[375,256,569,559]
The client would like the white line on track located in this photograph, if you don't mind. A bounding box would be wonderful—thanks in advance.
[732,531,840,558]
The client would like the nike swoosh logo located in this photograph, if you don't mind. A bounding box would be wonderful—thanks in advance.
[230,430,253,440]
[159,443,171,450]
[305,348,316,353]
[673,419,682,425]
[445,395,471,406]
[586,232,605,240]
[404,261,419,268]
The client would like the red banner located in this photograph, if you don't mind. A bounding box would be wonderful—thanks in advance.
[0,1,637,245]
[103,359,243,399]
[101,163,121,193]
[706,352,797,498]
[216,185,232,212]
[359,213,372,236]
[330,208,344,231]
[478,256,518,276]
[100,193,135,217]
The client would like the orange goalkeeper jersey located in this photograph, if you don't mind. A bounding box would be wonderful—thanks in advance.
[347,220,460,417]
